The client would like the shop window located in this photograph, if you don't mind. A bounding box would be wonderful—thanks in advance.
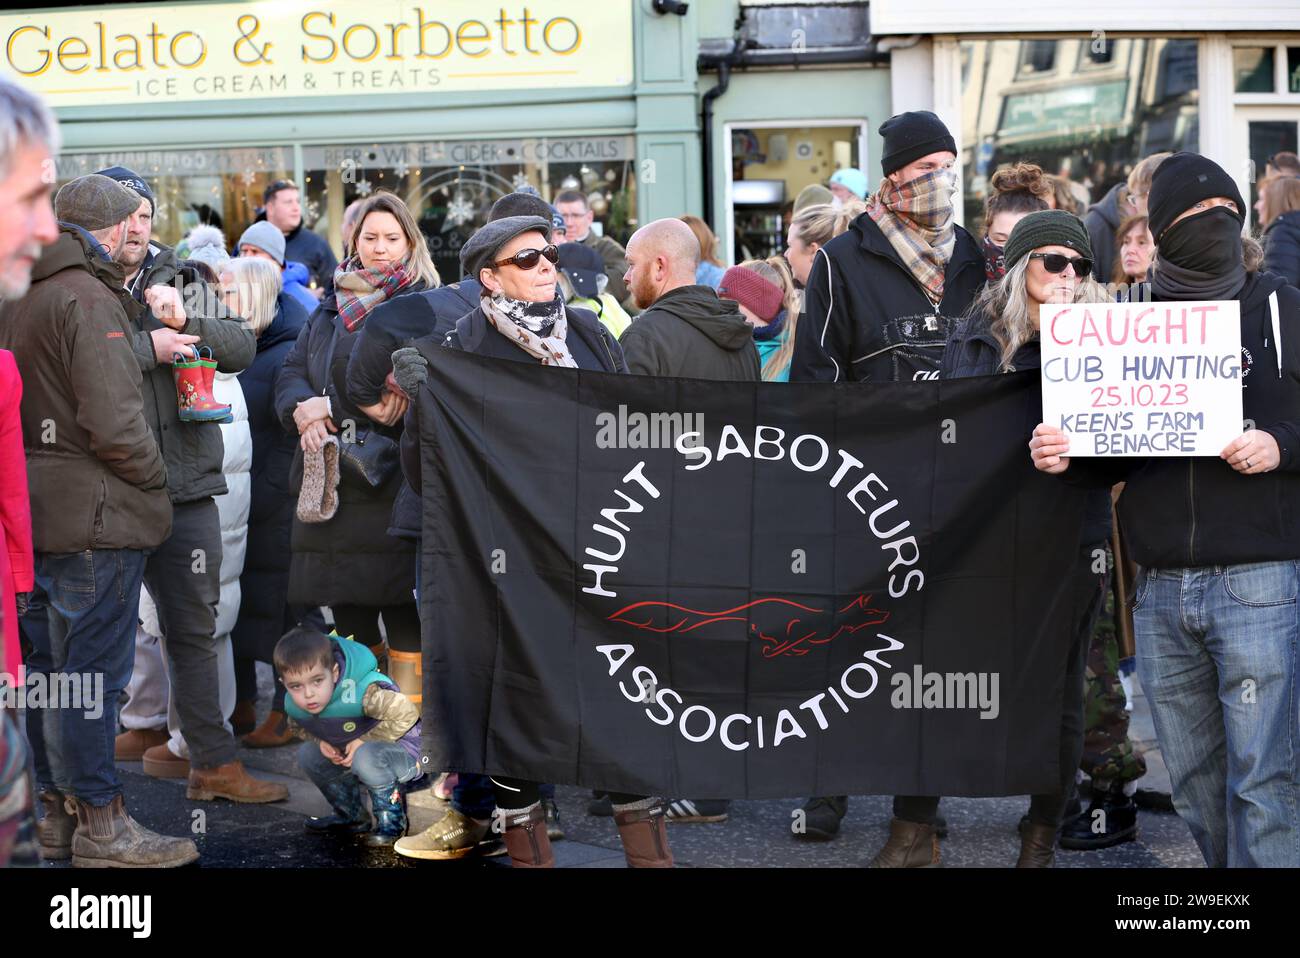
[1234,47,1275,94]
[1083,38,1115,67]
[961,38,1198,233]
[55,147,292,251]
[1289,47,1300,94]
[301,136,636,281]
[1018,40,1057,76]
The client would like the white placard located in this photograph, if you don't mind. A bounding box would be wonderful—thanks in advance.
[1040,300,1243,457]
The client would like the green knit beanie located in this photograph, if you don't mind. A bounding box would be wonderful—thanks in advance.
[1003,210,1092,272]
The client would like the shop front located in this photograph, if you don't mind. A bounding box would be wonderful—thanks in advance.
[8,0,701,272]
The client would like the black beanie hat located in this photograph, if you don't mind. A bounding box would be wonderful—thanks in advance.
[95,165,155,215]
[1003,210,1092,273]
[1146,152,1245,242]
[878,111,957,176]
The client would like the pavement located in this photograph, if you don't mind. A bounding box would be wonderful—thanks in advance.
[35,664,1202,869]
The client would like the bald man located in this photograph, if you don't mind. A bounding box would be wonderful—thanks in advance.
[619,218,759,380]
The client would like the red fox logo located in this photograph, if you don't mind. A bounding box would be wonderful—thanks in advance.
[607,595,890,659]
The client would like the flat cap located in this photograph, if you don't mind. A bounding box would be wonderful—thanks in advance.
[55,174,142,231]
[459,215,552,280]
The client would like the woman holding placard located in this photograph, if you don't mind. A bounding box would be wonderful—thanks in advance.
[1030,153,1300,868]
[885,210,1113,869]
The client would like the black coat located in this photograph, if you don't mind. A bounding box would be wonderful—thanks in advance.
[941,309,1112,546]
[790,212,984,382]
[231,293,309,659]
[284,222,339,296]
[1263,211,1300,288]
[1084,182,1126,284]
[1065,272,1300,567]
[619,285,760,381]
[400,303,625,507]
[275,285,428,606]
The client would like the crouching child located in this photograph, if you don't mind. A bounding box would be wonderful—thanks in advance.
[274,628,424,846]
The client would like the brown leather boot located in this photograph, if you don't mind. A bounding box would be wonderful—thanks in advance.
[388,649,422,706]
[36,791,76,861]
[868,818,941,868]
[186,760,289,803]
[229,700,257,736]
[614,803,673,868]
[70,795,199,868]
[501,804,554,868]
[141,742,190,779]
[1017,822,1058,868]
[243,710,296,749]
[114,727,169,761]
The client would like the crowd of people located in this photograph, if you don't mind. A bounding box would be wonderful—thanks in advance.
[0,75,1295,870]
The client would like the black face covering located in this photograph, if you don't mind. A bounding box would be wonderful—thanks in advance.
[1151,206,1246,301]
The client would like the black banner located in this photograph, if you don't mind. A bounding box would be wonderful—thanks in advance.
[415,347,1089,799]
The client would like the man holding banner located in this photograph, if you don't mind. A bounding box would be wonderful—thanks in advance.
[1032,153,1300,868]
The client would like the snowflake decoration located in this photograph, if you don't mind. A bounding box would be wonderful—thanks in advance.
[304,199,321,224]
[445,192,474,227]
[393,159,410,178]
[240,169,256,185]
[511,172,531,191]
[355,178,373,198]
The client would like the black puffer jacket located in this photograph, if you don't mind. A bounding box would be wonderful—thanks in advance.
[790,212,983,382]
[1263,210,1300,288]
[942,309,1112,546]
[284,221,339,296]
[1064,272,1300,567]
[275,286,428,607]
[619,284,759,380]
[231,293,310,658]
[127,243,257,504]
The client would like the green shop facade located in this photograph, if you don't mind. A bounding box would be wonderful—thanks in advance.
[8,0,895,277]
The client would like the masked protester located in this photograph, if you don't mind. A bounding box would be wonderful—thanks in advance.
[790,111,984,384]
[1031,153,1300,868]
[980,164,1053,283]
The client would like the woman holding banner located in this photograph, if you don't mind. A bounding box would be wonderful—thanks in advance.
[1031,153,1300,868]
[389,214,674,869]
[866,211,1113,868]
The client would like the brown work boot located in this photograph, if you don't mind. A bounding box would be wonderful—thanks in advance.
[1016,821,1058,868]
[70,795,199,868]
[141,742,190,779]
[229,700,257,736]
[501,804,554,868]
[36,791,76,861]
[868,818,941,868]
[114,727,168,761]
[614,803,674,868]
[186,760,289,803]
[242,710,296,749]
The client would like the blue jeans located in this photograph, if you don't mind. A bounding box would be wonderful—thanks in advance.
[27,549,147,806]
[1135,562,1300,867]
[298,739,423,792]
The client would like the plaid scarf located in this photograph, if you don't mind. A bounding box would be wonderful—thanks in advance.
[867,168,957,303]
[334,257,416,332]
[484,294,578,367]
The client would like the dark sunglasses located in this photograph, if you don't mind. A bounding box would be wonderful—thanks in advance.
[493,244,560,271]
[1028,252,1092,278]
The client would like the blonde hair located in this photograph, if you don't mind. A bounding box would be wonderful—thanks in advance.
[790,201,864,250]
[222,256,282,337]
[1261,175,1300,228]
[348,191,441,289]
[971,254,1109,372]
[738,257,802,381]
[1126,152,1172,200]
[679,214,722,267]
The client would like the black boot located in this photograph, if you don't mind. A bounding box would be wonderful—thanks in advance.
[1059,787,1138,850]
[794,796,848,841]
[362,781,408,847]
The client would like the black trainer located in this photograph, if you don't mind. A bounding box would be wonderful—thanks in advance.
[795,795,848,841]
[587,791,613,817]
[1059,790,1139,850]
[665,799,729,823]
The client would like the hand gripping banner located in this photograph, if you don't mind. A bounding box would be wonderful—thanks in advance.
[413,347,1090,799]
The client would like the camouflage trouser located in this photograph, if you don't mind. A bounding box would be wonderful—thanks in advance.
[1079,584,1147,792]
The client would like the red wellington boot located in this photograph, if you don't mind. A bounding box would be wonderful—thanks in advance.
[173,345,233,423]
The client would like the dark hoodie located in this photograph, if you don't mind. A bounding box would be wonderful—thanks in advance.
[1263,209,1300,288]
[1084,182,1126,285]
[619,284,760,380]
[1065,271,1300,567]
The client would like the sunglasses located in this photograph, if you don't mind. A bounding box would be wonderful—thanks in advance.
[1028,252,1092,278]
[492,244,560,271]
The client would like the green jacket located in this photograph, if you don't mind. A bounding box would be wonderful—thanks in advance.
[0,227,171,552]
[127,243,256,504]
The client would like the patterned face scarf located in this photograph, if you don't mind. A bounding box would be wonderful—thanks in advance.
[982,235,1007,283]
[867,168,958,302]
[334,256,417,332]
[483,291,578,367]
